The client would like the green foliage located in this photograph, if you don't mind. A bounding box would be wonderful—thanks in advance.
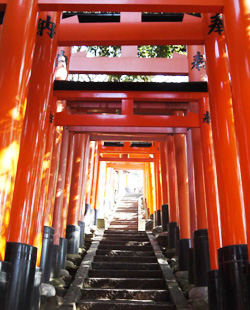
[86,46,121,57]
[138,45,186,58]
[82,45,186,58]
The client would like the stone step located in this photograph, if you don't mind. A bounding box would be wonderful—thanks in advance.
[111,219,138,222]
[92,262,160,271]
[99,241,150,246]
[104,230,146,235]
[108,226,139,230]
[77,299,175,309]
[98,245,153,252]
[101,237,149,241]
[109,224,138,226]
[88,270,163,278]
[81,288,168,301]
[93,256,157,263]
[96,250,155,257]
[103,234,147,238]
[84,278,165,289]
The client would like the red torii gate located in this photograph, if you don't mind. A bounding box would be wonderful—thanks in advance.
[0,1,250,310]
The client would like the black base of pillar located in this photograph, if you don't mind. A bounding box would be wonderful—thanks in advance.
[188,248,195,284]
[32,267,42,310]
[218,244,248,310]
[0,261,11,310]
[59,238,67,269]
[156,210,161,226]
[94,209,98,226]
[208,270,222,310]
[167,222,177,249]
[153,211,157,227]
[5,242,37,310]
[50,245,61,279]
[66,225,80,254]
[161,204,169,232]
[40,226,54,283]
[175,226,180,253]
[78,221,85,248]
[178,238,191,271]
[246,263,250,309]
[193,229,210,286]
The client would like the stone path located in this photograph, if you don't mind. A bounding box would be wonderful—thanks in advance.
[77,197,175,309]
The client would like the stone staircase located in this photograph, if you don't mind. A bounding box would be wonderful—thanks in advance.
[76,197,175,309]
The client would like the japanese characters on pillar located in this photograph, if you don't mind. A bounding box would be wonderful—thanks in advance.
[223,0,250,259]
[199,97,221,271]
[187,45,207,232]
[7,12,62,247]
[203,12,246,249]
[0,0,39,261]
[203,12,248,309]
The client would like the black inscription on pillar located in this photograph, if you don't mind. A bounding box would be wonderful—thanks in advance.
[37,15,56,39]
[202,111,211,124]
[56,50,68,68]
[49,112,54,123]
[208,14,224,35]
[191,51,206,71]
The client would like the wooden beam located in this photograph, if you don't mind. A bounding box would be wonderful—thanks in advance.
[70,126,187,134]
[99,157,154,163]
[54,91,208,102]
[58,19,204,46]
[55,111,199,128]
[69,52,188,75]
[38,0,224,13]
[0,0,224,13]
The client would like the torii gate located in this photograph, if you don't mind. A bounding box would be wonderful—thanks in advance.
[0,1,250,310]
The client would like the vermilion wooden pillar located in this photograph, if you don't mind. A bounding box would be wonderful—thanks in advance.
[187,45,208,231]
[53,127,69,245]
[223,0,250,260]
[187,45,209,287]
[94,160,101,211]
[174,121,191,271]
[79,134,91,223]
[0,0,38,262]
[203,13,247,310]
[154,147,162,226]
[35,96,57,268]
[150,162,156,217]
[43,120,63,227]
[199,97,222,270]
[4,11,61,309]
[186,130,197,241]
[66,134,86,254]
[167,135,179,224]
[60,133,75,239]
[90,143,99,224]
[146,163,154,216]
[160,140,169,205]
[85,141,96,229]
[55,47,71,81]
[167,135,180,250]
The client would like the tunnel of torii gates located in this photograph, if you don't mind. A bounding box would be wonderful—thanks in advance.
[1,0,250,309]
